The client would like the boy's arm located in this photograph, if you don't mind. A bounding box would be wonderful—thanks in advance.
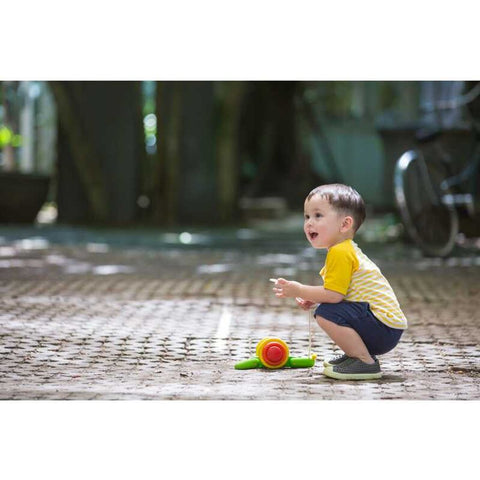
[273,278,344,303]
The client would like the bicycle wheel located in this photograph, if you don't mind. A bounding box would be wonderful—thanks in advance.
[394,150,459,257]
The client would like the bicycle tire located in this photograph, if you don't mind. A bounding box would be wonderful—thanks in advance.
[394,150,459,257]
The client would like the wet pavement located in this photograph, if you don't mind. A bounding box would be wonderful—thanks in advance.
[0,222,479,400]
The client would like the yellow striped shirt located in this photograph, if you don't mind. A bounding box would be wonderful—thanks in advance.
[320,239,407,329]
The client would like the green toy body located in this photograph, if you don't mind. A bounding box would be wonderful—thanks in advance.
[234,355,316,370]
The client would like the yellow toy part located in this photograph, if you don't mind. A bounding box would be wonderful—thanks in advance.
[256,337,290,369]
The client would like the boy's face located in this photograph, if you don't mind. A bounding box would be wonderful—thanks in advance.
[304,194,351,249]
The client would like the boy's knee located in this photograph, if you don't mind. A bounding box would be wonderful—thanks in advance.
[315,315,330,329]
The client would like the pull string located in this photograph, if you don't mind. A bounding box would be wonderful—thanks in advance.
[307,308,312,358]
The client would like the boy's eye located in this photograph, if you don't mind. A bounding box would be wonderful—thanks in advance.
[315,213,322,218]
[304,215,309,220]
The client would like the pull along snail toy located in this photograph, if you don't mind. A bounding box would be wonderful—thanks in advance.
[234,279,317,370]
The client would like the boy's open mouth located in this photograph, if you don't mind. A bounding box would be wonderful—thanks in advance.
[309,232,318,240]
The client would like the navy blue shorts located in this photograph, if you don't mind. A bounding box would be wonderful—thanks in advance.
[314,301,403,356]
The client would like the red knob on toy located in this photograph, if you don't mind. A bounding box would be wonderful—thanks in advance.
[264,342,287,365]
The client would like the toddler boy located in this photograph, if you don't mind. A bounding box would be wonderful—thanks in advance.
[272,184,407,380]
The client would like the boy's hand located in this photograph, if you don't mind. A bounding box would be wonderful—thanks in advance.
[295,297,316,310]
[272,278,302,298]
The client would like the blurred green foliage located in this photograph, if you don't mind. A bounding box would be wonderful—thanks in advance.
[0,125,22,148]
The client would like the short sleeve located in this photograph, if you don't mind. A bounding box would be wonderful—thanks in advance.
[320,241,358,295]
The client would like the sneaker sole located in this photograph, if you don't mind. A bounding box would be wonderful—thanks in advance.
[323,367,382,381]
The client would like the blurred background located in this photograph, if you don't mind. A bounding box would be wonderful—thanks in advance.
[0,80,478,249]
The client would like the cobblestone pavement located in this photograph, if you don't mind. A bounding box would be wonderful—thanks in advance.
[0,226,479,400]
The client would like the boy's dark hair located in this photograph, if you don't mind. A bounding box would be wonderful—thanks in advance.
[307,184,366,232]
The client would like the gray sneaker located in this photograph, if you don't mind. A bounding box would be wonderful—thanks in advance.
[323,353,351,368]
[323,353,377,368]
[323,357,382,380]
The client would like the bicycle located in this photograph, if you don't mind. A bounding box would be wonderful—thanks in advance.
[394,82,480,257]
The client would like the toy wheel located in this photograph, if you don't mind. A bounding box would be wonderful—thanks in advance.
[258,338,289,369]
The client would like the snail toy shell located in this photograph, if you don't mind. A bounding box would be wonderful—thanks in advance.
[234,337,316,370]
[256,338,289,369]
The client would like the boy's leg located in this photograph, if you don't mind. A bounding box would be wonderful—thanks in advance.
[316,315,375,364]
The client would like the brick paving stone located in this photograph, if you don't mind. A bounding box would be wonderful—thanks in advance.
[0,235,479,400]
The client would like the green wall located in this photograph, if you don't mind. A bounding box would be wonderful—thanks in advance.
[309,123,387,208]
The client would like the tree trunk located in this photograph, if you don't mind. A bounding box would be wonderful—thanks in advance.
[215,81,245,222]
[51,81,143,225]
[50,81,109,222]
[240,82,301,201]
[153,82,183,225]
[154,82,218,226]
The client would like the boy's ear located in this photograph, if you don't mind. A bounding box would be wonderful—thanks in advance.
[340,215,354,232]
